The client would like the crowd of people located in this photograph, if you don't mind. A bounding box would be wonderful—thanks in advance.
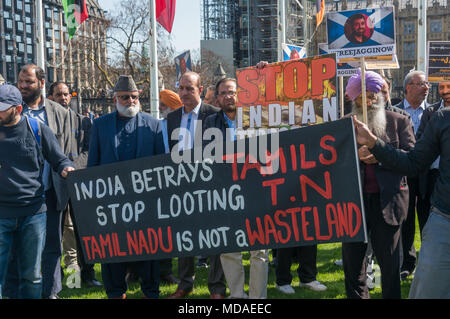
[0,62,448,299]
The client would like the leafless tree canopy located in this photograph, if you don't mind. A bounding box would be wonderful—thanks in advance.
[91,0,176,94]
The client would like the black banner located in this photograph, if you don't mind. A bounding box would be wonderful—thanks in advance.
[67,118,367,264]
[427,41,450,82]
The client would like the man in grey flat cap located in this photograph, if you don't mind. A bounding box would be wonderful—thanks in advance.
[87,75,165,299]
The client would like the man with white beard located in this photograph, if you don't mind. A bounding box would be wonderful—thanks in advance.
[342,70,415,299]
[87,75,165,299]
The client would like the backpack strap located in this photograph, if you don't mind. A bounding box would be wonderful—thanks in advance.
[26,115,41,146]
[25,115,44,167]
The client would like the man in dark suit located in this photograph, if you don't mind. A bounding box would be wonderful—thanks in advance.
[204,77,272,298]
[87,75,165,299]
[166,72,226,299]
[415,81,449,235]
[342,71,415,299]
[47,81,101,288]
[394,71,430,280]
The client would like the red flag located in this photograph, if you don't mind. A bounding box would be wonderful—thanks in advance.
[74,0,88,24]
[155,0,166,17]
[156,0,176,33]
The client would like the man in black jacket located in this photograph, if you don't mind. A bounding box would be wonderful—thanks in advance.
[353,103,450,298]
[166,72,226,299]
[204,77,272,298]
[394,71,430,280]
[415,81,450,235]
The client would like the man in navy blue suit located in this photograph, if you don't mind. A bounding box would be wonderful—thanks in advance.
[87,75,165,299]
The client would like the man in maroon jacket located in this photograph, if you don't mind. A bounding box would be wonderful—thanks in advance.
[342,70,416,299]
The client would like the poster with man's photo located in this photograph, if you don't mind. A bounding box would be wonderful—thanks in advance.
[326,7,396,59]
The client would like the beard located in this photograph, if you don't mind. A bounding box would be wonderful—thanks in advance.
[352,93,387,138]
[159,107,170,119]
[116,100,140,118]
[221,102,236,114]
[22,86,42,104]
[0,108,17,126]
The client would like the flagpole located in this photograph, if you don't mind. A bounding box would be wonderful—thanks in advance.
[360,57,368,125]
[35,0,46,96]
[149,0,160,118]
[339,76,344,118]
[417,0,427,72]
[278,0,286,62]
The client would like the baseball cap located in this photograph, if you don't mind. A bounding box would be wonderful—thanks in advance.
[0,84,22,111]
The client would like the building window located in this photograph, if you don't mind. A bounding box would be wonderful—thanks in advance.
[404,42,415,60]
[5,19,13,30]
[4,0,12,8]
[430,19,442,33]
[6,40,14,53]
[16,0,23,11]
[403,22,414,34]
[6,62,15,82]
[16,21,24,32]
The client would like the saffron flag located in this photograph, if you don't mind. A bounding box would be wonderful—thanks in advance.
[308,0,325,27]
[62,0,89,39]
[156,0,176,33]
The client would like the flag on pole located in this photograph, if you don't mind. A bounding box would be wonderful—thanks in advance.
[174,50,192,87]
[62,0,89,39]
[155,0,166,17]
[308,0,325,27]
[282,43,307,61]
[156,0,176,33]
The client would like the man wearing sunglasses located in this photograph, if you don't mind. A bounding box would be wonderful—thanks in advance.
[87,75,165,299]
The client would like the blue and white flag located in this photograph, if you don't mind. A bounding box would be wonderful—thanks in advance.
[319,43,358,77]
[326,7,395,59]
[282,43,307,61]
[175,50,192,87]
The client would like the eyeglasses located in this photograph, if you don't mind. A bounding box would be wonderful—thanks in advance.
[410,81,430,87]
[217,91,236,97]
[118,94,139,100]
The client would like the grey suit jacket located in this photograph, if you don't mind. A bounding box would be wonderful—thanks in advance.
[44,98,72,210]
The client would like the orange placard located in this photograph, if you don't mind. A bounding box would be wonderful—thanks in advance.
[236,54,338,131]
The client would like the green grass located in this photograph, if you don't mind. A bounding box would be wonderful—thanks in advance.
[59,222,422,299]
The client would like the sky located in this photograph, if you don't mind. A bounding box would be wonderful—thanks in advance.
[97,0,201,56]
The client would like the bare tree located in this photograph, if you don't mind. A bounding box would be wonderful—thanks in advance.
[97,0,175,93]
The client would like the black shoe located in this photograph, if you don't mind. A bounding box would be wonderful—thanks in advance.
[125,271,139,283]
[160,274,180,285]
[196,258,208,269]
[83,279,102,287]
[400,269,414,280]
